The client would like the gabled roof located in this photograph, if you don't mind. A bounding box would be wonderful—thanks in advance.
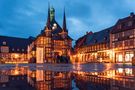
[85,27,112,46]
[75,35,87,48]
[75,27,112,48]
[111,12,135,34]
[52,34,63,40]
[0,35,33,53]
[42,19,72,40]
[50,19,63,34]
[34,6,73,41]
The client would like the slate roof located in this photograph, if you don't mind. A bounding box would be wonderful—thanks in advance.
[52,34,63,40]
[0,36,34,53]
[75,32,93,48]
[50,19,63,34]
[111,12,135,34]
[85,27,112,46]
[75,27,112,47]
[43,19,73,40]
[75,35,87,48]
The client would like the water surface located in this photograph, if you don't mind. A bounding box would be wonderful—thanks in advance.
[0,63,134,90]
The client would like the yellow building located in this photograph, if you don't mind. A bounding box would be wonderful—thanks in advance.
[0,36,33,63]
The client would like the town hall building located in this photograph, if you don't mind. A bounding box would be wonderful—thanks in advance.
[28,6,73,63]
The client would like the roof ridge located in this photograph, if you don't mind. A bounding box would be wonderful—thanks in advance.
[0,35,29,40]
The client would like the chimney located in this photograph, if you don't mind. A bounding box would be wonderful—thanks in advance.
[86,31,89,35]
[86,31,93,35]
[130,12,134,17]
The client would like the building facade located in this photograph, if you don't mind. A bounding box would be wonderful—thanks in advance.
[110,12,135,64]
[72,12,135,64]
[28,6,72,63]
[72,28,112,63]
[0,36,33,63]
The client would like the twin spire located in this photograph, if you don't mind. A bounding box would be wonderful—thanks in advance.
[63,9,67,32]
[46,4,67,32]
[46,4,51,29]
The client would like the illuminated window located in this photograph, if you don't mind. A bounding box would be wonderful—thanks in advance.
[118,68,123,73]
[1,46,9,53]
[117,54,123,62]
[125,52,134,62]
[125,68,132,75]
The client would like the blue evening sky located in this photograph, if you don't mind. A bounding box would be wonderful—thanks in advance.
[0,0,135,41]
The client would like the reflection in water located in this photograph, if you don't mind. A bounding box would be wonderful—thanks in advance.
[0,64,135,90]
[0,64,72,90]
[28,69,71,90]
[74,68,135,90]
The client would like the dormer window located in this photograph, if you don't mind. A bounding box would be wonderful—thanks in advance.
[22,49,24,51]
[94,39,97,43]
[104,37,107,40]
[117,24,121,29]
[17,49,19,51]
[12,48,14,51]
[127,21,132,27]
[3,41,6,45]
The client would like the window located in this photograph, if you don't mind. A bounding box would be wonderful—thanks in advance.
[94,39,97,43]
[1,46,9,53]
[12,48,14,51]
[127,21,132,27]
[104,37,107,40]
[129,39,134,46]
[17,49,19,51]
[124,40,128,46]
[3,41,6,45]
[124,30,133,37]
[117,24,121,29]
[125,52,134,62]
[22,49,24,51]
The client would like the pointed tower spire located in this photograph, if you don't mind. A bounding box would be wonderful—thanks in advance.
[46,2,51,29]
[50,6,55,22]
[63,8,67,32]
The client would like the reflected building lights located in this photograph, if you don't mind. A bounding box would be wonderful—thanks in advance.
[0,65,135,90]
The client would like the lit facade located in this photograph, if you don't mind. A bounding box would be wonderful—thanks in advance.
[74,68,135,90]
[0,36,33,63]
[110,12,135,64]
[72,28,112,63]
[28,6,72,63]
[72,12,135,64]
[28,70,71,90]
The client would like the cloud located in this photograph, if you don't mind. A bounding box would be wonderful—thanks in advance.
[124,0,135,11]
[0,0,135,41]
[68,17,90,40]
